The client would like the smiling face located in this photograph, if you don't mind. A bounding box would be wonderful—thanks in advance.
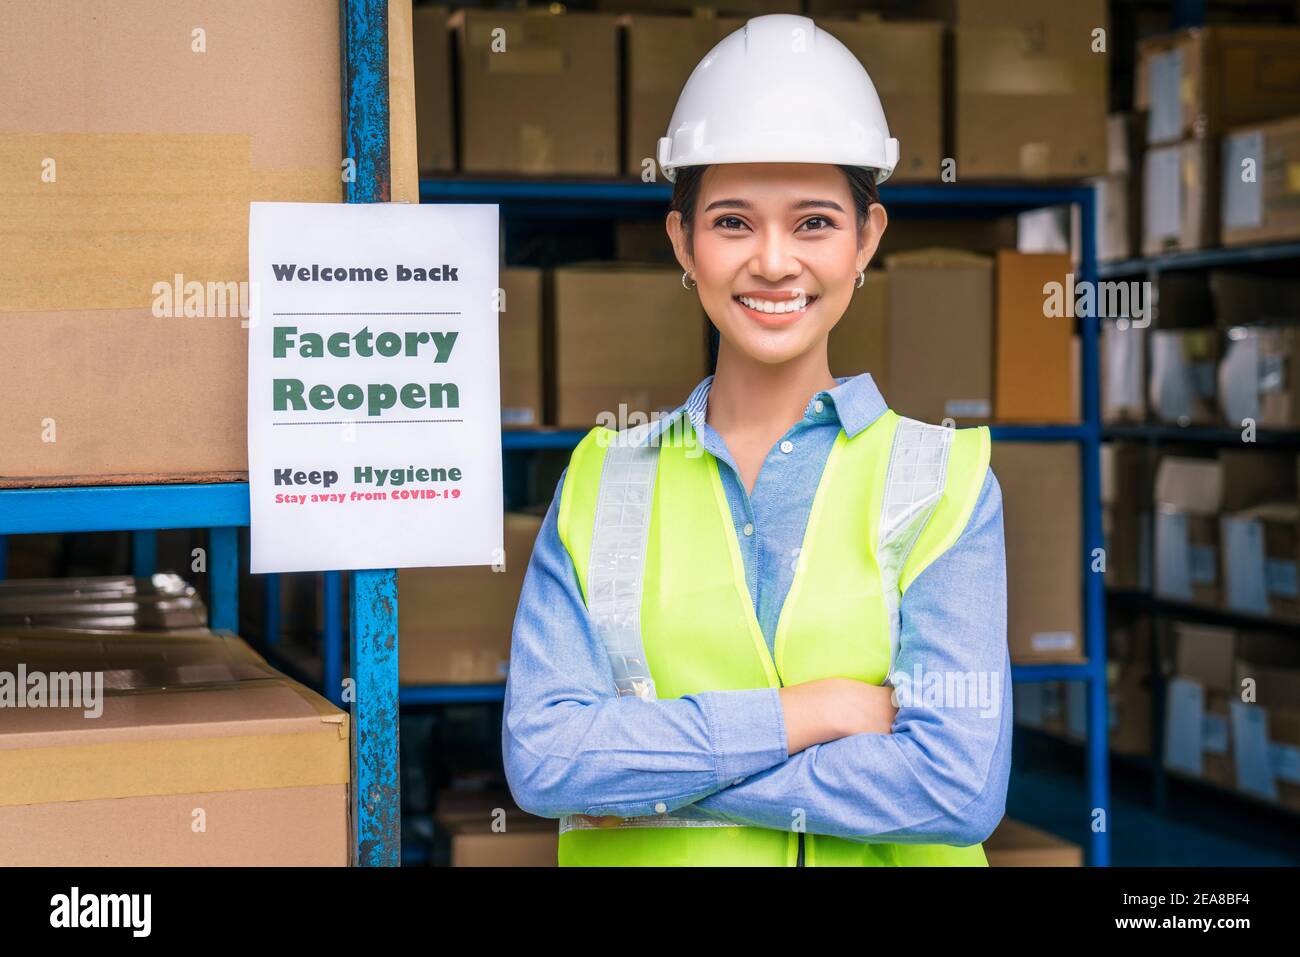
[666,162,887,368]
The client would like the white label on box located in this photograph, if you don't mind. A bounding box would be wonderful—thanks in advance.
[1031,632,1077,652]
[1146,147,1183,242]
[1230,701,1279,800]
[1165,677,1205,776]
[1190,545,1216,585]
[501,407,536,426]
[1267,559,1297,598]
[1203,711,1229,755]
[1149,331,1196,422]
[1222,516,1270,615]
[1156,511,1193,600]
[247,202,505,574]
[1104,324,1144,411]
[1148,49,1184,144]
[1218,334,1261,426]
[943,399,991,418]
[1222,131,1265,230]
[1271,741,1300,784]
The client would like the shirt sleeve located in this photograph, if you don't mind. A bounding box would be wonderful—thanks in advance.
[501,468,791,820]
[685,468,1013,846]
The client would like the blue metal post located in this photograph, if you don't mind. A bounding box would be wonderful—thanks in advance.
[132,530,157,578]
[324,571,345,706]
[208,527,239,633]
[343,0,400,867]
[1078,186,1111,867]
[264,573,282,647]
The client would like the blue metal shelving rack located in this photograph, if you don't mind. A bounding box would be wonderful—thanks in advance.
[0,0,401,867]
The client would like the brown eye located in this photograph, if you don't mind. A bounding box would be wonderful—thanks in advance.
[715,215,748,230]
[800,216,834,231]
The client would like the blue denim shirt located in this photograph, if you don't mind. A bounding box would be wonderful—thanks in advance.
[502,372,1011,846]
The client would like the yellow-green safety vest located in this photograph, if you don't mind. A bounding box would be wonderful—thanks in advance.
[555,407,991,866]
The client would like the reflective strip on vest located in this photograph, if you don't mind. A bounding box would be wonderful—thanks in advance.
[564,416,952,836]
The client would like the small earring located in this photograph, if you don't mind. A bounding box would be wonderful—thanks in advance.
[682,270,697,290]
[856,269,865,289]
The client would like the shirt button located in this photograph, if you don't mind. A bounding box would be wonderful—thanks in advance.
[733,778,745,786]
[654,802,667,814]
[743,522,754,537]
[814,400,824,414]
[780,440,794,454]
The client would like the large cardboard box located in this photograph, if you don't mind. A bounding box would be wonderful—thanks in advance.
[953,0,1109,179]
[0,630,348,865]
[993,251,1076,423]
[0,1,350,485]
[413,4,455,173]
[1222,114,1300,247]
[821,17,943,183]
[1153,457,1222,606]
[623,14,742,178]
[1217,324,1300,430]
[454,9,618,175]
[1166,622,1235,786]
[828,269,888,394]
[1139,28,1300,146]
[992,442,1084,663]
[500,268,544,427]
[886,249,993,424]
[1232,660,1300,811]
[436,787,558,866]
[984,818,1083,866]
[549,263,708,429]
[1148,328,1221,426]
[398,512,544,685]
[1142,138,1219,256]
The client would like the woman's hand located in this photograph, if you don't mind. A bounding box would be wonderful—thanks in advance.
[779,677,899,755]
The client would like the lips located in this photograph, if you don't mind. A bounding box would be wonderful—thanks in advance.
[732,292,818,325]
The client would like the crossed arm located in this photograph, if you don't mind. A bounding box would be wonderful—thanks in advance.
[501,468,1011,846]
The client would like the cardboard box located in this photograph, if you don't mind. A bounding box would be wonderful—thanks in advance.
[500,268,544,427]
[413,4,454,172]
[1222,114,1300,246]
[1095,174,1140,263]
[1108,112,1146,177]
[614,220,678,266]
[953,0,1109,179]
[1101,321,1147,423]
[1221,502,1300,621]
[0,2,349,485]
[886,249,993,424]
[1148,328,1221,426]
[1139,28,1300,146]
[435,785,557,866]
[821,18,943,183]
[984,818,1083,867]
[1153,457,1222,606]
[596,0,799,12]
[828,269,888,394]
[0,573,208,633]
[1218,324,1300,429]
[992,442,1083,663]
[1231,660,1300,810]
[549,263,708,429]
[993,251,1076,423]
[1142,138,1219,256]
[398,513,544,685]
[623,14,742,178]
[454,9,618,175]
[0,631,348,866]
[1101,443,1151,592]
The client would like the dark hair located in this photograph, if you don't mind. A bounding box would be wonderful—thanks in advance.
[668,164,882,255]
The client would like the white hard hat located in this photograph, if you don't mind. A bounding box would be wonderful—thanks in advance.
[657,14,900,186]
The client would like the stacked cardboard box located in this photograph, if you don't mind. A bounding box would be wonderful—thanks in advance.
[984,818,1083,866]
[1097,113,1146,263]
[992,442,1084,663]
[1166,622,1237,787]
[1153,456,1223,607]
[1102,321,1147,423]
[1148,328,1221,425]
[1222,115,1300,247]
[1101,443,1151,593]
[1232,656,1300,811]
[500,268,545,427]
[1218,450,1299,621]
[413,5,455,173]
[435,787,558,867]
[993,251,1078,423]
[0,574,208,634]
[0,629,348,865]
[828,269,889,392]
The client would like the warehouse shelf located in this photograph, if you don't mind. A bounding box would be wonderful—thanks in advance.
[401,683,507,706]
[1096,241,1300,278]
[1107,588,1300,635]
[1103,423,1300,446]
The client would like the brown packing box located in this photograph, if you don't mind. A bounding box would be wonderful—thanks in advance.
[413,4,454,172]
[1103,615,1155,758]
[0,630,348,866]
[1153,457,1222,606]
[454,9,618,176]
[549,263,708,429]
[1219,325,1300,430]
[1095,174,1141,263]
[0,2,368,485]
[1138,28,1300,146]
[952,0,1109,179]
[500,268,545,427]
[992,442,1084,663]
[828,269,888,394]
[820,17,943,183]
[1101,443,1151,592]
[1220,501,1300,622]
[1142,138,1219,256]
[984,818,1083,867]
[1222,114,1300,247]
[993,252,1076,423]
[435,786,558,866]
[1147,328,1221,426]
[886,249,993,425]
[615,220,678,266]
[622,14,743,178]
[398,512,544,685]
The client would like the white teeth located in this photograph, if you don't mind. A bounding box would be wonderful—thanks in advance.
[737,293,810,314]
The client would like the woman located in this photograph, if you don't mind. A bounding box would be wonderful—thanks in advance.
[503,14,1010,867]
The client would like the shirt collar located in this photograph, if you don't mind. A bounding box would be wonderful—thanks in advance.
[640,371,889,447]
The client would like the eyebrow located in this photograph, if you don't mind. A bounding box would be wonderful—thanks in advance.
[702,198,847,214]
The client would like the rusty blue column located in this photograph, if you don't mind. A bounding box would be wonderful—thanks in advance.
[341,0,400,867]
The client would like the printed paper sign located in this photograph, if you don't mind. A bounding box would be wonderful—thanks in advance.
[247,202,503,573]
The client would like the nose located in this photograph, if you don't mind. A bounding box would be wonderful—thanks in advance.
[748,224,801,284]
